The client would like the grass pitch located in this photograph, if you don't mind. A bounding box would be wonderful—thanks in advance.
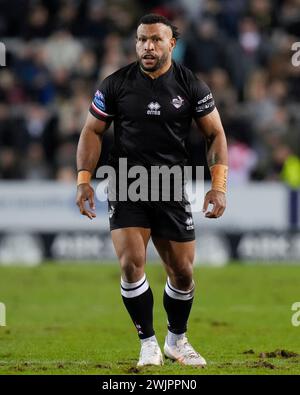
[0,262,300,375]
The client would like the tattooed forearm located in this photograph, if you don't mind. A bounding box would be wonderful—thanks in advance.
[195,109,228,168]
[205,133,222,167]
[208,152,220,167]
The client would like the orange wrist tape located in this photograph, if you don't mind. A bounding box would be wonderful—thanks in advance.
[210,164,228,193]
[77,170,91,186]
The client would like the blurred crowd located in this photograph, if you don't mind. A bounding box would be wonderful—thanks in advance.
[0,0,300,187]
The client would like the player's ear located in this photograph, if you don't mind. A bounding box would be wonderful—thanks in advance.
[170,37,176,51]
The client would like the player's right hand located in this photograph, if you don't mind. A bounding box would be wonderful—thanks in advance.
[76,183,96,220]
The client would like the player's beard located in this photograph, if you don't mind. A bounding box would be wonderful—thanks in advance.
[138,52,169,73]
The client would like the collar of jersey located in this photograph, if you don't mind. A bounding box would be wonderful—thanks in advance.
[138,61,174,82]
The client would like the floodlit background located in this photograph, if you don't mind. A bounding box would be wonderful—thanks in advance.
[0,0,299,265]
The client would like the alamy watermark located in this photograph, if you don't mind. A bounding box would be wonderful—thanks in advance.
[291,302,300,327]
[291,42,300,67]
[94,159,205,213]
[0,42,6,66]
[0,302,6,326]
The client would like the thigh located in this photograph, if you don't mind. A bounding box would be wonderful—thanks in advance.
[152,236,195,277]
[111,227,151,263]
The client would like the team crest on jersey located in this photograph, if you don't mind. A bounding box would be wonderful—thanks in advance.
[94,90,106,111]
[147,101,161,115]
[172,95,184,109]
[185,217,194,230]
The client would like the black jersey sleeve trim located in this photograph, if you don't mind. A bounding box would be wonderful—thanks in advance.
[194,102,216,119]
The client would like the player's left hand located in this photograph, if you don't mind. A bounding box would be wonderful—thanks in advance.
[202,189,226,218]
[76,183,96,220]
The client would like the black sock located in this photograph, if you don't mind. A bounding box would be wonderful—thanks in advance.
[121,275,155,340]
[163,277,194,334]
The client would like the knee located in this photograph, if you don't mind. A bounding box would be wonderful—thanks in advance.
[119,252,145,282]
[169,259,194,291]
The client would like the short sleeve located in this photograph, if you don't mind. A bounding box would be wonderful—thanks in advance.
[191,78,215,118]
[89,77,116,121]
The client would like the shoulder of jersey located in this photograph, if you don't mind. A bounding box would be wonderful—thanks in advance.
[173,62,199,83]
[105,62,138,83]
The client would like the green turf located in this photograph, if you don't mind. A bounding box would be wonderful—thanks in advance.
[0,262,300,375]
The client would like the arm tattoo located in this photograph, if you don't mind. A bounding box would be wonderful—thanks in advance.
[206,134,220,167]
[209,152,220,167]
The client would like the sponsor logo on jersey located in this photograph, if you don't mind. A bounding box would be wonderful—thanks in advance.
[172,95,184,109]
[94,90,106,111]
[147,101,161,115]
[185,217,194,230]
[197,93,213,104]
[195,93,215,113]
[195,101,215,113]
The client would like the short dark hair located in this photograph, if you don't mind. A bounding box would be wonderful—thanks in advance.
[137,14,180,40]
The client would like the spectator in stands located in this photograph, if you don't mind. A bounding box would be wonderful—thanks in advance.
[0,0,299,184]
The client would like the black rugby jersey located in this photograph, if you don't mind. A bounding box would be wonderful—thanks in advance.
[89,61,215,168]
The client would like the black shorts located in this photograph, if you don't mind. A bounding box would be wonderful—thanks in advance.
[107,199,195,242]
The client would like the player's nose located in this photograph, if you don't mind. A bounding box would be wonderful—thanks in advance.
[144,39,155,51]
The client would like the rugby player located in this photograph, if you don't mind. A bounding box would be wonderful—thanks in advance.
[76,14,228,367]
